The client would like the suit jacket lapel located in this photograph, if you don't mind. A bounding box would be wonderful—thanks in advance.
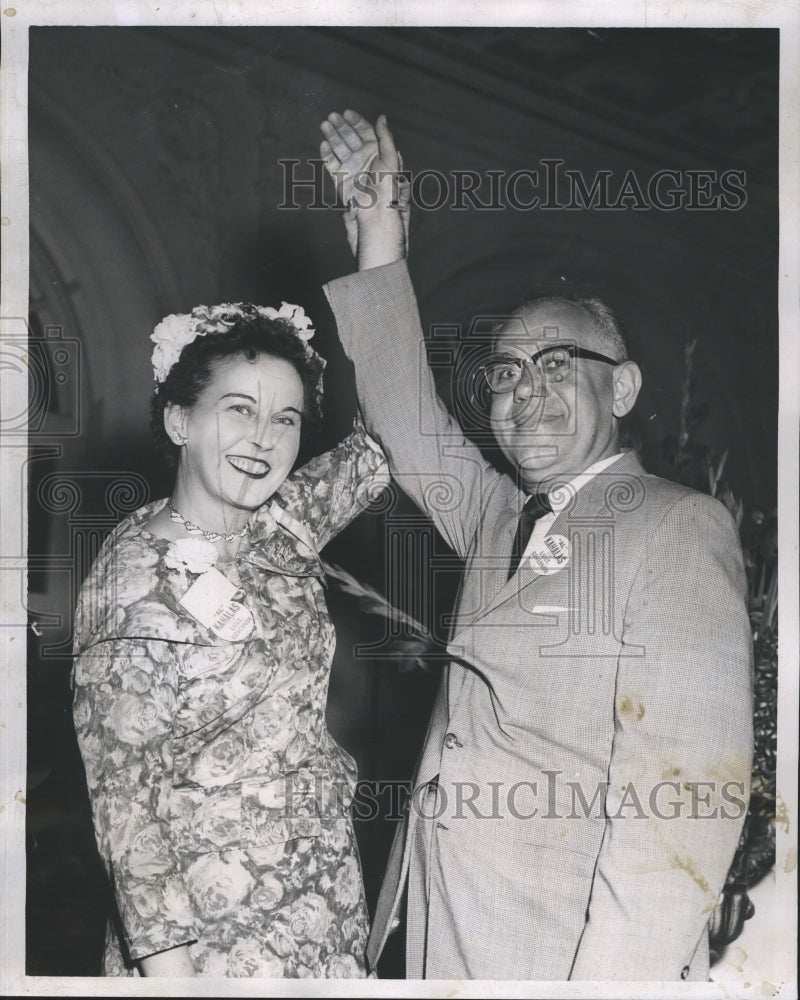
[451,451,646,639]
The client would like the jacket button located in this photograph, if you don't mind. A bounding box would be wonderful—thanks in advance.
[443,732,463,750]
[680,966,690,980]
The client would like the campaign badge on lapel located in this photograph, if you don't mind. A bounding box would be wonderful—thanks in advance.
[180,566,255,640]
[527,534,570,575]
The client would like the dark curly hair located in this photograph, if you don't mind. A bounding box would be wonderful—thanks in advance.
[150,313,324,468]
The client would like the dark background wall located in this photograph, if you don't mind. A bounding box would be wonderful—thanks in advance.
[26,26,777,977]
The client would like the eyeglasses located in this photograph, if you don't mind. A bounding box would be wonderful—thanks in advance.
[479,344,620,395]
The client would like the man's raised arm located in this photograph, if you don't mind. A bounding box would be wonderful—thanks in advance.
[320,110,506,558]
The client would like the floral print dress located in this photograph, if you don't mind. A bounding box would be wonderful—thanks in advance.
[71,423,389,977]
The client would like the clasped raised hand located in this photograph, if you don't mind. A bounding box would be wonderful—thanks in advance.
[320,110,409,268]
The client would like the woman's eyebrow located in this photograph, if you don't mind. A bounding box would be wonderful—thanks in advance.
[219,394,302,417]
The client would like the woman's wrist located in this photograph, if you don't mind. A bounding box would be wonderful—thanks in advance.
[139,943,197,977]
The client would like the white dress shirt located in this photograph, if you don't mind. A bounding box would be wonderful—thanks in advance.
[521,452,625,570]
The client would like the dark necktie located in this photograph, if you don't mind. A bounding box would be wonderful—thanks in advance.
[507,492,552,579]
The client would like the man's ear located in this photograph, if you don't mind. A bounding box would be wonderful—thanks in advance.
[163,402,188,446]
[611,361,642,418]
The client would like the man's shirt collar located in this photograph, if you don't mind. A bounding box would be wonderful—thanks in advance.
[545,451,626,514]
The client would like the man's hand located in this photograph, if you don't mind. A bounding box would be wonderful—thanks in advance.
[320,109,381,208]
[320,110,409,269]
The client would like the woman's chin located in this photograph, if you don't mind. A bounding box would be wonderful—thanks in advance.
[210,489,270,517]
[220,472,289,512]
[224,492,274,513]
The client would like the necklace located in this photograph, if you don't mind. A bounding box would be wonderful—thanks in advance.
[167,498,248,543]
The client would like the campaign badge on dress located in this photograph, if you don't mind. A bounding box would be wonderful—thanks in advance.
[179,566,255,640]
[527,534,570,575]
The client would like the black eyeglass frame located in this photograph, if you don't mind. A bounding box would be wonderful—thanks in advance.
[478,343,621,395]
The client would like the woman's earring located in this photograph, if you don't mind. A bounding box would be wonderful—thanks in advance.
[175,433,187,445]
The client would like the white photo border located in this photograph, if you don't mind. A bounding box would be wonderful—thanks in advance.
[2,2,797,997]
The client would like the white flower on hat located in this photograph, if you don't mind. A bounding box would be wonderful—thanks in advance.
[151,313,197,385]
[151,301,317,383]
[261,302,315,342]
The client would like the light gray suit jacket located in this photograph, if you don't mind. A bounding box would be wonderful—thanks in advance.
[325,261,753,981]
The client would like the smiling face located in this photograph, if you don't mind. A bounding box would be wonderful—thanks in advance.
[166,352,304,531]
[489,300,639,493]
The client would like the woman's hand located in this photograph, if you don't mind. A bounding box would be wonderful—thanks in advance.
[139,943,197,977]
[320,110,409,270]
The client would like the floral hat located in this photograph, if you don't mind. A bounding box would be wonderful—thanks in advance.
[151,300,324,386]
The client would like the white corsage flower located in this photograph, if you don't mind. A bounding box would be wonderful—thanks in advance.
[164,537,219,575]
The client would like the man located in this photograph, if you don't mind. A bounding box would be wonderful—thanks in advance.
[320,110,753,981]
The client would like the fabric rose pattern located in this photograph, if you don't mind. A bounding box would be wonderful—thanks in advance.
[71,422,388,976]
[185,854,255,916]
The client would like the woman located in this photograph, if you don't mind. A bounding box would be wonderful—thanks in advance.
[71,300,389,977]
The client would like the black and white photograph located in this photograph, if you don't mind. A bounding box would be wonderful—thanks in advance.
[1,1,798,996]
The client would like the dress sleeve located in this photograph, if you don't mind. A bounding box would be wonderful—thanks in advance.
[275,413,391,551]
[71,638,199,961]
[569,493,754,980]
[324,260,506,560]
